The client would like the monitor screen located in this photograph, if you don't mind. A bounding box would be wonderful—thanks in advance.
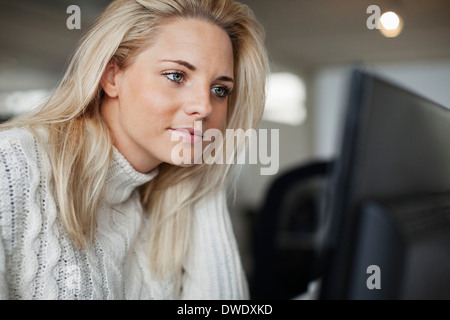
[317,68,450,299]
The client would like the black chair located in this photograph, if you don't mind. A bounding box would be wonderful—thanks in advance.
[250,160,335,300]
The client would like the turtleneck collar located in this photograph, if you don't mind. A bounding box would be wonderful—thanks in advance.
[102,147,159,205]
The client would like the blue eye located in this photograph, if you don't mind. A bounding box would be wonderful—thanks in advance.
[211,86,230,98]
[164,72,185,83]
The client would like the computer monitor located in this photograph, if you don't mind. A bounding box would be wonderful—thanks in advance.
[317,68,450,299]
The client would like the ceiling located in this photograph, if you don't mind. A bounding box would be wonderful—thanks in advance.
[239,0,450,71]
[1,0,449,91]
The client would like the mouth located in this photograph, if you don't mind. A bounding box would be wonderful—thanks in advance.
[169,127,203,144]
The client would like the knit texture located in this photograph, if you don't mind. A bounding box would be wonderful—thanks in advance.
[0,127,248,300]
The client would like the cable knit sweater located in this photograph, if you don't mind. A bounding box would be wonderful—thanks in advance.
[0,127,248,300]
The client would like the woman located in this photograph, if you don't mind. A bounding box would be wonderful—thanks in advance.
[0,0,268,299]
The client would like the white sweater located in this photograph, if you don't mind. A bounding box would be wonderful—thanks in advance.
[0,127,248,300]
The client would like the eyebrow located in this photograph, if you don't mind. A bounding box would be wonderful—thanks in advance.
[159,59,234,83]
[217,76,234,84]
[160,59,196,71]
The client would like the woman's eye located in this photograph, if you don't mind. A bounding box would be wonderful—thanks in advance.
[164,72,185,83]
[211,86,230,98]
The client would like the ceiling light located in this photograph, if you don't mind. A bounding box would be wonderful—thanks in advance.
[379,11,403,38]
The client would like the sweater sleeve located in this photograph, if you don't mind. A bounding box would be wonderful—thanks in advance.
[181,188,249,300]
[0,237,7,299]
[0,128,43,300]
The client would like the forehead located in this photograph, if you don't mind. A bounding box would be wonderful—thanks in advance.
[137,18,234,73]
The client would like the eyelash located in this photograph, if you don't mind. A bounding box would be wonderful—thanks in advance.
[162,71,186,84]
[162,71,232,99]
[211,85,231,98]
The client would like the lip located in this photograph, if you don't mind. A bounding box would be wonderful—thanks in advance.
[169,128,203,144]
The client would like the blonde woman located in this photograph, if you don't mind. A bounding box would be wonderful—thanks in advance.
[0,0,268,299]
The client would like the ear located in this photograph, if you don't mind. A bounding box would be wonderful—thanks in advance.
[101,60,121,98]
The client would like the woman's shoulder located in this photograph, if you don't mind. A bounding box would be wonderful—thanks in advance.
[0,126,46,163]
[0,126,49,188]
[0,126,37,149]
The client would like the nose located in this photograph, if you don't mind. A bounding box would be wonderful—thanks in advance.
[184,88,213,120]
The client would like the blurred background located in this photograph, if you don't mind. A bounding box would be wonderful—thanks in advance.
[1,0,449,299]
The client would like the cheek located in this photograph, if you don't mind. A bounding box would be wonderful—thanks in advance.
[121,79,175,128]
[210,103,229,130]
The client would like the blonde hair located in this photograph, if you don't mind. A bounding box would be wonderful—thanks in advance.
[1,0,269,277]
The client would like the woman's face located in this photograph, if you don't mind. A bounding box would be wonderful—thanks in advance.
[101,18,234,173]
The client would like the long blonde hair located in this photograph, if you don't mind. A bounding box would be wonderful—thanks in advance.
[1,0,268,277]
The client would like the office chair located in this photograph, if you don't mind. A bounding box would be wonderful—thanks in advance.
[250,160,335,299]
